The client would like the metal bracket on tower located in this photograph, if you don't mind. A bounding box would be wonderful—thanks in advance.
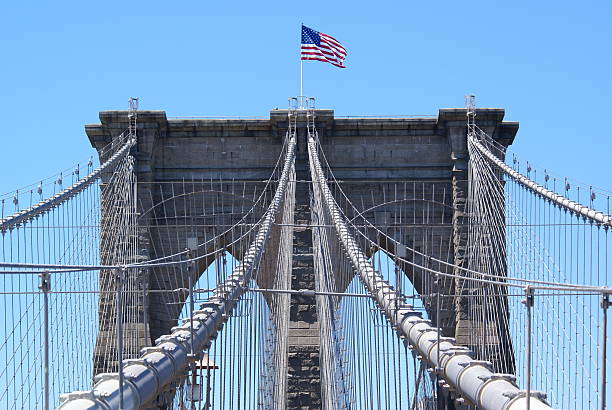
[465,94,476,138]
[128,97,139,141]
[306,97,316,136]
[288,98,298,148]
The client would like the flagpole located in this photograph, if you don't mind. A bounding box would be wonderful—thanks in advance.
[300,23,304,106]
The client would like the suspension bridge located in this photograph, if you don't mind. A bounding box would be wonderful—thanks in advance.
[0,96,610,409]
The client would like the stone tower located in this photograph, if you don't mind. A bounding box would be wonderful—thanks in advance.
[86,106,518,407]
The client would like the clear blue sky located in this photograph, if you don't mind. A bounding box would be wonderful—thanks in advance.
[1,0,611,197]
[0,3,609,406]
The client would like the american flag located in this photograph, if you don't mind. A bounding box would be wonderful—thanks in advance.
[301,25,347,68]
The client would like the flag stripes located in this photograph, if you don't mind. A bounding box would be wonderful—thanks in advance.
[301,25,347,68]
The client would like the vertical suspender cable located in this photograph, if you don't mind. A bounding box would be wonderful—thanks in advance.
[58,135,296,410]
[307,131,553,410]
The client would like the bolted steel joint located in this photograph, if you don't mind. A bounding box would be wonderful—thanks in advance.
[521,286,534,307]
[601,292,611,309]
[39,271,51,292]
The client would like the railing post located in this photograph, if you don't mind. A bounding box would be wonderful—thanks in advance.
[186,248,197,406]
[116,268,125,410]
[39,271,50,410]
[522,286,534,410]
[140,268,149,348]
[434,272,442,406]
[186,237,199,407]
[601,291,610,410]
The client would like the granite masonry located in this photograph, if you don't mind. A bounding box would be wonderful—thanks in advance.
[86,107,518,408]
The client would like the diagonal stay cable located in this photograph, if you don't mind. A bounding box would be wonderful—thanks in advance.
[469,131,611,228]
[57,133,296,410]
[1,134,134,232]
[307,130,554,410]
